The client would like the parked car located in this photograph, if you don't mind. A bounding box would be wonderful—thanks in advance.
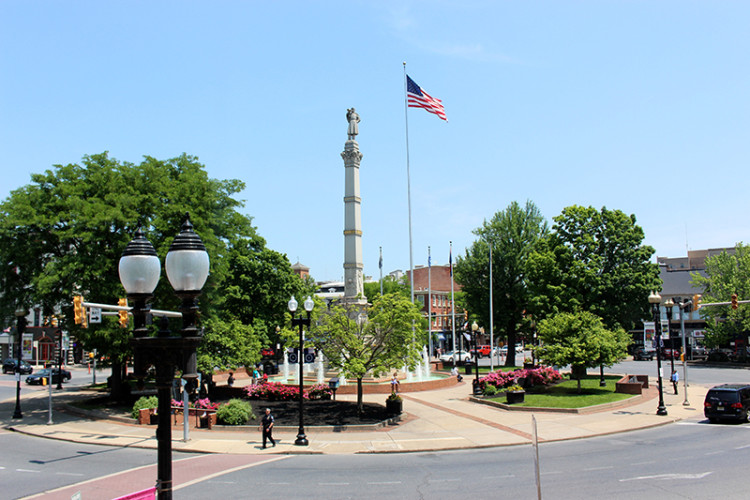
[633,348,655,361]
[470,345,492,358]
[25,368,71,385]
[2,358,33,374]
[691,346,708,359]
[704,384,750,423]
[439,350,472,364]
[498,344,524,355]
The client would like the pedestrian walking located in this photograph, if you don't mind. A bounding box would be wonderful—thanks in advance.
[670,369,679,395]
[260,407,276,448]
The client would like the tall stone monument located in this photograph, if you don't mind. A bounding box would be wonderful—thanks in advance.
[341,108,367,305]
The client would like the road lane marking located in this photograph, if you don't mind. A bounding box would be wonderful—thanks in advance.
[319,482,350,486]
[367,481,402,485]
[16,469,40,473]
[620,472,713,482]
[584,466,614,472]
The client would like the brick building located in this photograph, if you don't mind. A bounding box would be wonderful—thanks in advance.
[406,265,463,352]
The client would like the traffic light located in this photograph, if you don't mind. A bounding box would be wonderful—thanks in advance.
[692,294,702,311]
[118,298,129,328]
[73,295,84,324]
[731,293,739,310]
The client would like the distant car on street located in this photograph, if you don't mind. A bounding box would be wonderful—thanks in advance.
[498,345,524,355]
[691,346,708,359]
[704,384,750,423]
[470,345,492,358]
[25,368,71,385]
[633,348,655,361]
[2,358,33,374]
[439,350,472,364]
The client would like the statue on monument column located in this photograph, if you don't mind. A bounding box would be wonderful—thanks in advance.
[346,108,360,140]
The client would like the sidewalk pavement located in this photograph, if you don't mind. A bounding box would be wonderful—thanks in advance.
[1,378,709,455]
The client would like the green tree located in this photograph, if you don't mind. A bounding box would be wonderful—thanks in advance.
[528,206,659,331]
[215,239,316,350]
[197,317,261,374]
[691,243,750,353]
[363,274,410,302]
[535,311,630,393]
[311,294,423,413]
[0,152,266,398]
[454,200,548,366]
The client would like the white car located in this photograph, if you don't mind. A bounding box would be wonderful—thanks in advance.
[498,345,525,355]
[439,350,472,363]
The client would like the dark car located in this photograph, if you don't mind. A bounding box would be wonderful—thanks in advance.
[25,368,71,385]
[2,358,33,374]
[633,348,655,361]
[704,384,750,423]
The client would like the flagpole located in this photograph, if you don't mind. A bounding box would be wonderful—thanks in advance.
[403,61,415,306]
[450,241,456,356]
[489,242,495,371]
[428,246,432,359]
[379,246,383,296]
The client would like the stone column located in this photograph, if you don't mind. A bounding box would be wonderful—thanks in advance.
[341,135,367,306]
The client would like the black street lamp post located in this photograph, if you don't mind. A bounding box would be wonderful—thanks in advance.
[12,309,27,419]
[56,329,64,390]
[649,291,668,416]
[119,216,209,500]
[288,295,314,446]
[471,321,482,395]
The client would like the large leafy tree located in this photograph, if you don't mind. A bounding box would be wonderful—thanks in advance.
[528,206,659,332]
[0,152,290,397]
[309,294,423,413]
[691,243,750,352]
[535,311,630,393]
[363,274,410,302]
[216,239,316,350]
[454,200,548,366]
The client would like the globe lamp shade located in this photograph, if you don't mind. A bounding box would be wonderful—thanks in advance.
[165,215,210,292]
[119,227,161,295]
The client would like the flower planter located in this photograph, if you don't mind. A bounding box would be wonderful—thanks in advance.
[505,390,525,404]
[199,413,218,429]
[386,398,403,415]
[138,408,158,425]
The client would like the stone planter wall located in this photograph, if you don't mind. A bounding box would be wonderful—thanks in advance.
[615,375,649,395]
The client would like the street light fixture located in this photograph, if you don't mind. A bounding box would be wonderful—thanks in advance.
[289,295,314,446]
[648,291,668,416]
[119,215,209,500]
[471,321,481,395]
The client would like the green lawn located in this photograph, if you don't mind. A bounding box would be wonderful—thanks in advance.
[488,375,634,409]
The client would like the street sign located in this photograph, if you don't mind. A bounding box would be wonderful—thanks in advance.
[89,307,102,324]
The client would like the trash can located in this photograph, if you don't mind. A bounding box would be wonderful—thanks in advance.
[464,362,474,375]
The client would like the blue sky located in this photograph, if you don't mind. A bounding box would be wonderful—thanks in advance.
[2,1,749,283]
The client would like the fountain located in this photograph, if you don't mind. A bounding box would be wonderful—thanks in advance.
[422,346,431,379]
[316,353,325,384]
[282,353,289,383]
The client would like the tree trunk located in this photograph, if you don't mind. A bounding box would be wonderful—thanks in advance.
[357,377,364,414]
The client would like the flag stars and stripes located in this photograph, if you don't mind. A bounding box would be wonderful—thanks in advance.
[406,75,447,121]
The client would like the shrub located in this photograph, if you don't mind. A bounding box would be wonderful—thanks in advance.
[216,399,255,425]
[195,397,220,410]
[387,393,402,402]
[306,384,333,400]
[131,395,158,420]
[483,384,498,396]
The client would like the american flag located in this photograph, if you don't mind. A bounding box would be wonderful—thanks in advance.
[406,75,447,121]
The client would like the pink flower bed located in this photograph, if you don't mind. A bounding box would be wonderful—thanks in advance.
[245,382,333,401]
[479,366,562,390]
